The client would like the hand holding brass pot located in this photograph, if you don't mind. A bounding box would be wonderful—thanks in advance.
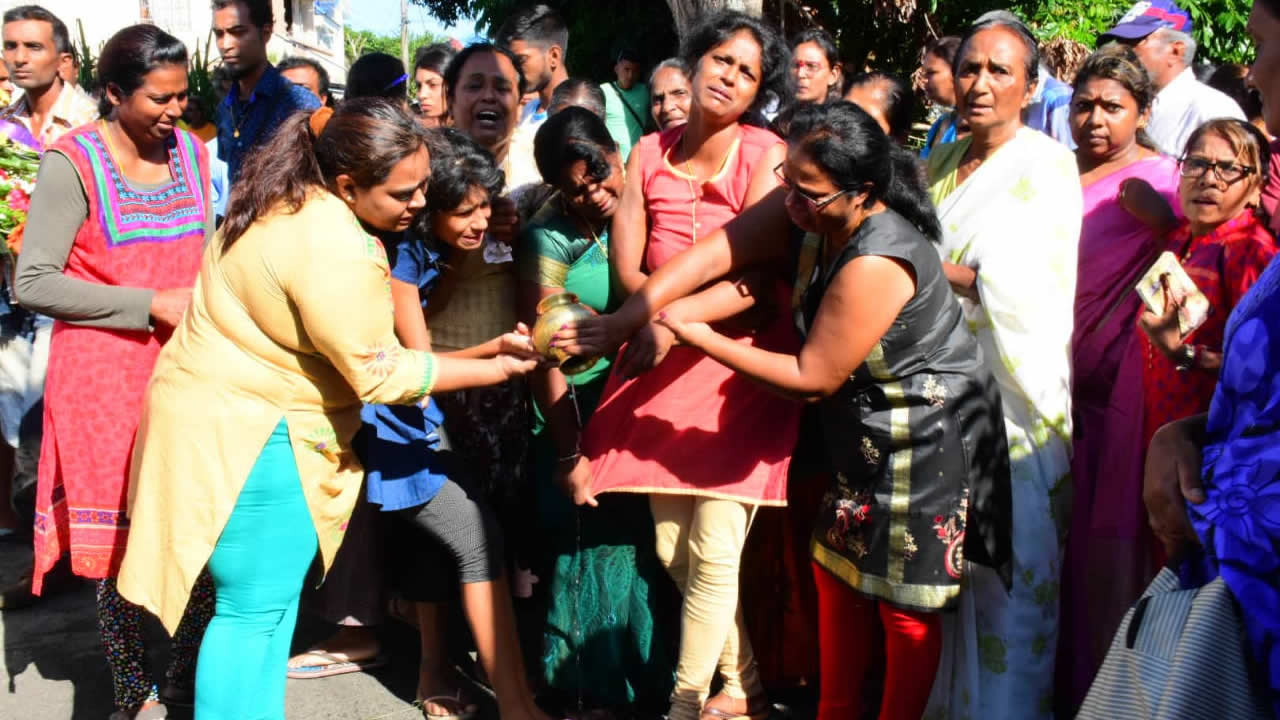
[532,292,601,375]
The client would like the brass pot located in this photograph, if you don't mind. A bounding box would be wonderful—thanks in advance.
[532,292,601,376]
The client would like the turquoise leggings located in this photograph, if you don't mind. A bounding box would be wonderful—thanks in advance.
[195,420,318,720]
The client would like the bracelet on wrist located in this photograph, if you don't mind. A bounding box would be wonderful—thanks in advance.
[1174,343,1198,371]
[556,451,582,464]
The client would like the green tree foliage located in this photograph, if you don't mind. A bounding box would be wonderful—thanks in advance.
[408,0,1251,84]
[410,0,680,83]
[346,28,447,65]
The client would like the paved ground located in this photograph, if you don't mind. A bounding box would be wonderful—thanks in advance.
[0,539,499,720]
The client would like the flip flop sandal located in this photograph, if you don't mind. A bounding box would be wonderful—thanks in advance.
[420,692,478,720]
[285,651,387,679]
[700,704,773,720]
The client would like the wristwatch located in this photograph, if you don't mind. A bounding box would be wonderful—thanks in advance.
[1175,343,1198,372]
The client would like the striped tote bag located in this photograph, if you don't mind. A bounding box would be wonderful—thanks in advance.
[1077,568,1269,719]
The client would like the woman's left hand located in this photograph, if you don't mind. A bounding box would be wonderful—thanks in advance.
[1138,274,1184,358]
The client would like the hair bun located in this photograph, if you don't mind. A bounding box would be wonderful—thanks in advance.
[308,107,334,139]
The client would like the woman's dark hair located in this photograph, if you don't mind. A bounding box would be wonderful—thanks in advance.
[791,28,839,69]
[1073,42,1161,152]
[956,10,1040,90]
[414,42,456,77]
[788,101,941,242]
[549,78,606,118]
[96,24,189,118]
[222,98,427,248]
[1260,0,1280,20]
[346,52,408,101]
[846,71,913,143]
[533,106,618,188]
[681,10,791,116]
[443,42,528,100]
[924,35,962,66]
[415,127,505,235]
[1208,63,1263,123]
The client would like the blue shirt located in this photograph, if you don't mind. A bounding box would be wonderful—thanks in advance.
[1185,254,1280,716]
[215,63,320,184]
[358,233,452,511]
[1025,72,1076,150]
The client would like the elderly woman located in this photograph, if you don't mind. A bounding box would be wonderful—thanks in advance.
[922,15,1082,719]
[649,57,693,131]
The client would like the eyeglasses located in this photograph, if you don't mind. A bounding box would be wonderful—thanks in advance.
[774,162,850,211]
[1178,156,1256,184]
[792,60,825,77]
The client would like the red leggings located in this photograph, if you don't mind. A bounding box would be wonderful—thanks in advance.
[812,562,942,720]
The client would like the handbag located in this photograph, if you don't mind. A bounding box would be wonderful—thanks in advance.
[1077,567,1270,719]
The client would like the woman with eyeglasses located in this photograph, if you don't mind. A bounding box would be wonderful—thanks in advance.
[1126,117,1277,494]
[557,100,1012,720]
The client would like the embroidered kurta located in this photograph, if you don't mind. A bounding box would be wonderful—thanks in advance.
[117,191,437,633]
[30,126,208,592]
[800,212,1012,612]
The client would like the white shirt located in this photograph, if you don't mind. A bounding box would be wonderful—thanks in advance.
[1148,67,1246,157]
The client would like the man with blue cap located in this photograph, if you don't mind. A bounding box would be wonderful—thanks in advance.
[1101,0,1244,155]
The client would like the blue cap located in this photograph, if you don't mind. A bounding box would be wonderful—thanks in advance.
[1103,1,1193,41]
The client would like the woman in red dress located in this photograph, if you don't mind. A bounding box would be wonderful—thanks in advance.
[558,11,795,720]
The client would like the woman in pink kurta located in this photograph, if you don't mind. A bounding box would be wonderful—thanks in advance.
[583,121,799,505]
[567,11,799,720]
[16,26,214,719]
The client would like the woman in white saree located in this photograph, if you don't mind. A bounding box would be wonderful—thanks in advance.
[922,13,1082,719]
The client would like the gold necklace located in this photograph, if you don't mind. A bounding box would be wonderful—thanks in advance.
[676,128,739,243]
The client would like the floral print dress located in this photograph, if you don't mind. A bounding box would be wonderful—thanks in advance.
[798,211,1011,612]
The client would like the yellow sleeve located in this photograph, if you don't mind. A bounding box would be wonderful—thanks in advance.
[282,202,437,406]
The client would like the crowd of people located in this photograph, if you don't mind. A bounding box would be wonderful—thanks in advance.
[0,0,1278,719]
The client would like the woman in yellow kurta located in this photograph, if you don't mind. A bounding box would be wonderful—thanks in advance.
[116,99,541,719]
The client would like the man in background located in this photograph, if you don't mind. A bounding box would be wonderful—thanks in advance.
[603,46,650,161]
[279,55,333,107]
[1102,0,1244,155]
[212,0,319,184]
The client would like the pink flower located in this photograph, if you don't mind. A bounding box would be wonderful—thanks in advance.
[9,187,29,212]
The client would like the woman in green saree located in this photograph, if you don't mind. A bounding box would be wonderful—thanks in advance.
[518,107,675,716]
